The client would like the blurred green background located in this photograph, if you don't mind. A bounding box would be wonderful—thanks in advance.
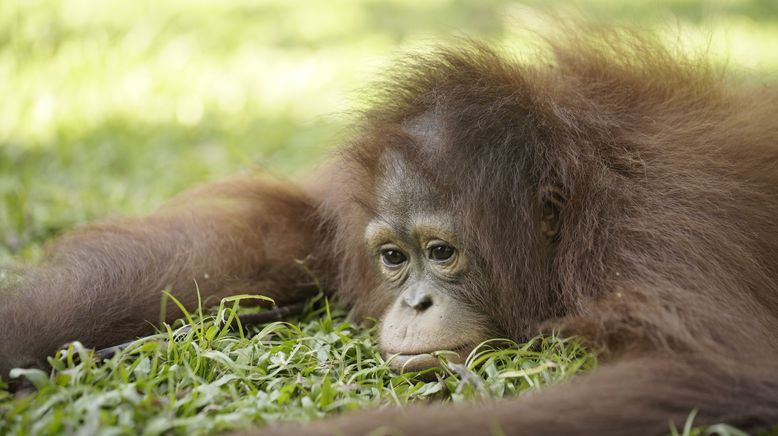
[1,0,777,260]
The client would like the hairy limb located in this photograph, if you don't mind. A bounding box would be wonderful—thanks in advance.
[0,178,327,380]
[252,356,778,435]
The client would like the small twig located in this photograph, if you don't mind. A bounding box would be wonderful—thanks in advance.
[233,300,308,327]
[96,341,137,360]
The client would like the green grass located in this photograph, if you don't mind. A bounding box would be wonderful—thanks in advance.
[0,294,596,434]
[1,0,777,434]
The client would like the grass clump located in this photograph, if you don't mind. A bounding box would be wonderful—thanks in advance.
[0,295,595,435]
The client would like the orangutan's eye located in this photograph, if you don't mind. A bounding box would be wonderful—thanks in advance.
[381,249,407,267]
[429,244,455,262]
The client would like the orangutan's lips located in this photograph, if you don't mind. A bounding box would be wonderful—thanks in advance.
[385,343,472,356]
[385,343,473,372]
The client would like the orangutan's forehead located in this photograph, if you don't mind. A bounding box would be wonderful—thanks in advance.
[374,151,442,222]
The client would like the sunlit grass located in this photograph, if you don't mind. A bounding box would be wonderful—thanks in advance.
[0,295,596,434]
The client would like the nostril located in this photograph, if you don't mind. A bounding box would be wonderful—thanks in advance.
[405,293,433,312]
[414,295,433,311]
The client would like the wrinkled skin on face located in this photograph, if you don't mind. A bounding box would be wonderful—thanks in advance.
[365,152,492,371]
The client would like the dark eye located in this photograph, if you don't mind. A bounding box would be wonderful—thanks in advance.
[429,244,455,262]
[381,249,407,267]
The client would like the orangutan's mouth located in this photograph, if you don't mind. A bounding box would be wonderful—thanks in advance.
[385,343,473,372]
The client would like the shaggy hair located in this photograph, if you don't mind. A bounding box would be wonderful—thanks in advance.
[316,27,778,433]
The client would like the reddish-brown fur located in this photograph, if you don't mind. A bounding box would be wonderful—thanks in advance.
[0,180,326,374]
[2,26,778,434]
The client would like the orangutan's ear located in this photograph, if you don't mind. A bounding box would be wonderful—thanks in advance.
[539,185,566,240]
